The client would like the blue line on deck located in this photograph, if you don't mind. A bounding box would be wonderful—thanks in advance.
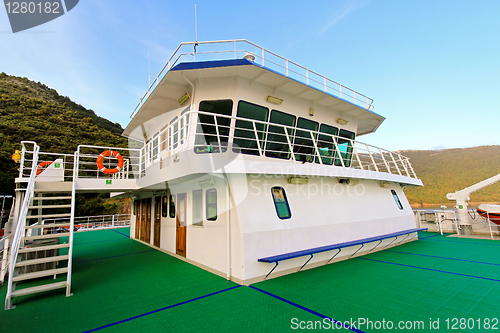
[75,250,156,263]
[110,229,130,238]
[83,285,242,332]
[418,234,439,240]
[358,258,500,282]
[420,238,500,246]
[387,250,500,266]
[249,286,365,333]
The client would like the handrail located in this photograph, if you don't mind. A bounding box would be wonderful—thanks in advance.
[131,40,374,118]
[142,110,417,179]
[5,141,40,310]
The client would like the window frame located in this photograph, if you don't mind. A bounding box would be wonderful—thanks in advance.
[192,189,203,227]
[391,190,404,210]
[161,195,168,218]
[271,186,292,220]
[205,188,217,221]
[169,194,176,218]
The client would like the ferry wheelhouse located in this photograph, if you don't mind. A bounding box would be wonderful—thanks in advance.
[122,40,423,283]
[4,40,423,309]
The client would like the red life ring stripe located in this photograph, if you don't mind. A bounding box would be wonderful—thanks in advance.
[36,161,53,176]
[96,150,124,175]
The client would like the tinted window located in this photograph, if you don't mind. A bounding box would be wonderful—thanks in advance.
[271,187,291,219]
[265,110,296,159]
[293,117,318,163]
[233,101,269,155]
[206,189,217,221]
[195,100,233,153]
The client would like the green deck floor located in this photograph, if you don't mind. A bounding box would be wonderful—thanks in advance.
[1,230,499,332]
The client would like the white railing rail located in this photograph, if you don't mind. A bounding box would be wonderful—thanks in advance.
[18,142,75,181]
[414,208,500,239]
[76,145,142,180]
[0,235,13,285]
[131,40,374,118]
[5,141,40,310]
[40,214,131,231]
[142,110,418,179]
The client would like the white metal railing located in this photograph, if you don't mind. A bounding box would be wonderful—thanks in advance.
[75,145,142,180]
[143,110,418,179]
[414,208,500,239]
[0,235,12,285]
[131,40,374,118]
[18,142,74,181]
[40,214,131,232]
[5,141,39,309]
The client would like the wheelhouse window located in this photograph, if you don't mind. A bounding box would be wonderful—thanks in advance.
[180,107,189,145]
[162,195,168,218]
[133,200,137,215]
[233,101,269,155]
[152,132,159,161]
[192,190,203,226]
[293,117,318,163]
[316,124,338,165]
[195,100,233,154]
[206,188,217,221]
[271,187,291,219]
[391,190,404,210]
[169,116,178,149]
[265,110,296,159]
[160,125,168,151]
[169,194,176,218]
[335,129,355,167]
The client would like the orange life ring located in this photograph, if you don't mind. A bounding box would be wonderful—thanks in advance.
[96,150,124,175]
[36,161,53,176]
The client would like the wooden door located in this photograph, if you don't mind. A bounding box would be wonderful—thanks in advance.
[154,196,161,247]
[145,198,151,243]
[134,200,141,239]
[140,199,146,241]
[176,193,187,257]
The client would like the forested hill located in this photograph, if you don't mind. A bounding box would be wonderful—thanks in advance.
[402,146,500,205]
[0,72,127,194]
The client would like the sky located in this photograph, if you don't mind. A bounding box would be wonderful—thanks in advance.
[1,0,499,151]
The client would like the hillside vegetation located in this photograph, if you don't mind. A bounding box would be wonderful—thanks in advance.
[0,72,129,215]
[402,146,500,206]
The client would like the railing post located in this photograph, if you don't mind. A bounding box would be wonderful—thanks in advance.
[333,137,345,168]
[310,131,323,165]
[112,215,115,228]
[351,145,364,170]
[397,154,411,177]
[365,145,379,172]
[284,126,296,162]
[213,115,222,153]
[388,152,402,176]
[252,121,263,159]
[378,148,391,174]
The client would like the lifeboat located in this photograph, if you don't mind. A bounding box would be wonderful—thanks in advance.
[477,204,500,225]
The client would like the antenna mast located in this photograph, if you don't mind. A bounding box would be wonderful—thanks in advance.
[194,3,198,54]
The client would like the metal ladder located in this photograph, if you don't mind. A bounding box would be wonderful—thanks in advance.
[4,144,75,310]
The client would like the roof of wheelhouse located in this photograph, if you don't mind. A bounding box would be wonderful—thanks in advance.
[123,40,385,139]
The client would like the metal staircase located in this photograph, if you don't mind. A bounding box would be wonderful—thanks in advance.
[4,143,75,310]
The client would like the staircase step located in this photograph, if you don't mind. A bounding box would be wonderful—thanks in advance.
[11,281,67,297]
[28,204,72,209]
[31,196,72,201]
[23,233,70,241]
[13,267,68,282]
[18,243,70,253]
[15,255,69,267]
[26,223,72,230]
[26,213,71,219]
